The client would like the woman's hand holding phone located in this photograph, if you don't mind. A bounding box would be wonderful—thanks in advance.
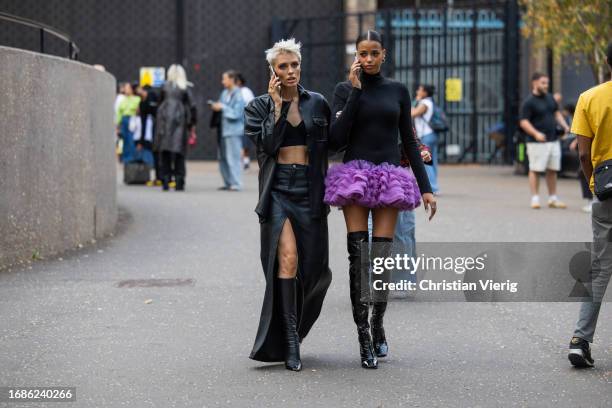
[349,56,362,89]
[206,99,222,111]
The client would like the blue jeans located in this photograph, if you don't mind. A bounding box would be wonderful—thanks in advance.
[134,148,154,167]
[218,135,243,189]
[120,116,136,163]
[421,132,439,193]
[368,210,417,284]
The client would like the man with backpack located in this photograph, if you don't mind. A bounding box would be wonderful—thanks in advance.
[412,84,447,194]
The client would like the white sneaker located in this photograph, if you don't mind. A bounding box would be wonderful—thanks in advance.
[531,196,541,209]
[548,198,567,209]
[582,200,593,213]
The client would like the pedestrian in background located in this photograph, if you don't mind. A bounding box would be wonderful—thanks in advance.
[211,70,245,191]
[553,91,563,107]
[519,72,570,209]
[412,84,440,194]
[116,82,141,163]
[236,73,255,170]
[561,102,574,127]
[114,82,127,124]
[141,85,163,186]
[567,42,612,368]
[114,82,127,162]
[155,64,197,191]
[134,84,157,175]
[555,95,592,211]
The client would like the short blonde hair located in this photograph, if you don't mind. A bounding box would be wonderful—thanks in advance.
[265,38,302,66]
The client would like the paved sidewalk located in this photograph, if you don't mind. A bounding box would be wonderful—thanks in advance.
[0,163,609,407]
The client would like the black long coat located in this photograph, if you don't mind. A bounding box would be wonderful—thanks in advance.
[155,83,196,155]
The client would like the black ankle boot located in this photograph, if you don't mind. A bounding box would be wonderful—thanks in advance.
[347,231,377,369]
[278,278,301,371]
[371,237,392,358]
[161,176,170,191]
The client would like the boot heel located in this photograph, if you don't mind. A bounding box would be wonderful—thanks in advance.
[358,328,378,369]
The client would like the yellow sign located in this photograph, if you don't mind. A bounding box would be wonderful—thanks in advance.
[445,78,462,102]
[139,67,165,87]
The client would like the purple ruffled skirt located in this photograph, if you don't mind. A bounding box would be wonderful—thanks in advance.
[324,160,421,210]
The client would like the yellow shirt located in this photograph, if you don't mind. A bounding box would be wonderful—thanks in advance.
[571,81,612,192]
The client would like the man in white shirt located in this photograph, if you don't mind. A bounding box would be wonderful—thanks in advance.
[236,73,255,169]
[411,84,439,193]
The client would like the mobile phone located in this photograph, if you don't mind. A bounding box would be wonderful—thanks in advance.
[207,99,215,105]
[269,65,277,79]
[354,55,363,78]
[269,65,281,96]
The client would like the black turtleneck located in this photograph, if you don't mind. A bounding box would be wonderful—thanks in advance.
[329,71,432,194]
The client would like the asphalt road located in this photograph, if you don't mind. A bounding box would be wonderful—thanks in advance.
[1,162,610,407]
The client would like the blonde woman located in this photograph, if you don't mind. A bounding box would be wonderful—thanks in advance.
[245,38,342,371]
[155,64,197,191]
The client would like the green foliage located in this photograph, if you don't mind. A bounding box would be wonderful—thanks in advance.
[519,0,611,83]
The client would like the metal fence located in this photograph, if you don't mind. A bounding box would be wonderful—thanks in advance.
[273,1,520,163]
[0,11,79,60]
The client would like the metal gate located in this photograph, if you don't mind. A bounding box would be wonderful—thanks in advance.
[272,1,520,164]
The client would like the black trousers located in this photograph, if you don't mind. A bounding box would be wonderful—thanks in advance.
[161,151,186,184]
[153,150,162,181]
[250,164,332,362]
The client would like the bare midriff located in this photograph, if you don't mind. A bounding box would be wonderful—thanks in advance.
[277,145,309,165]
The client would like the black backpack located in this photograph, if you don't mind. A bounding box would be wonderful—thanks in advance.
[427,102,450,133]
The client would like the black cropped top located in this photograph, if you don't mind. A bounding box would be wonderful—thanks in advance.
[329,71,432,194]
[279,101,307,147]
[280,121,306,147]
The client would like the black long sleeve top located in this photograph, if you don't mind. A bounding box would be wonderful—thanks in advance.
[329,71,432,194]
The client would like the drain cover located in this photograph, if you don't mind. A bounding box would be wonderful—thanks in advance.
[115,278,195,288]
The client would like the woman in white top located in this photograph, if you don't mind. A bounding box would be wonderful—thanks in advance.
[411,84,439,193]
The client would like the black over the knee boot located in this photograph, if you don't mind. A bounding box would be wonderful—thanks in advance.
[371,236,393,358]
[347,231,377,369]
[278,277,302,371]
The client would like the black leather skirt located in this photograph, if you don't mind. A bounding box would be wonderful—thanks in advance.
[250,163,332,362]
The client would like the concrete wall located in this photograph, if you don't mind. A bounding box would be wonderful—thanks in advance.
[0,46,117,269]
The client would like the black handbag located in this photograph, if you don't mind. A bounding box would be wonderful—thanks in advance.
[593,159,612,201]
